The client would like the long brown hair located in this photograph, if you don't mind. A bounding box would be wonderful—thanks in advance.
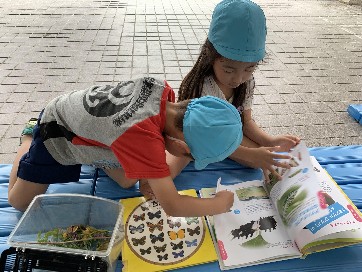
[178,38,249,112]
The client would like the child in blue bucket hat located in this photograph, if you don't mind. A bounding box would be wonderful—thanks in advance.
[9,77,241,217]
[175,0,300,181]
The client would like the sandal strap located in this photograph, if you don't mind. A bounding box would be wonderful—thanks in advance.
[20,117,38,138]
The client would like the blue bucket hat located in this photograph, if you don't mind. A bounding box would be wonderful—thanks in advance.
[183,96,243,170]
[208,0,267,62]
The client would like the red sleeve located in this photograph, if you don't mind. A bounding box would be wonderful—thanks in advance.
[164,80,175,103]
[111,117,170,179]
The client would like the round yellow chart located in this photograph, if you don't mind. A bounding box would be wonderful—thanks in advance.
[125,199,206,265]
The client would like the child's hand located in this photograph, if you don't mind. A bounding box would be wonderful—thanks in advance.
[244,147,291,181]
[214,190,234,213]
[271,135,300,152]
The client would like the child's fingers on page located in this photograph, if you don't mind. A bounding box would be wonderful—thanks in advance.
[266,146,282,152]
[262,169,270,182]
[267,167,282,181]
[273,160,291,169]
[285,134,300,142]
[272,153,290,160]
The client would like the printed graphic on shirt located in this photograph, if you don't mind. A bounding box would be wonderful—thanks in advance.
[91,160,121,170]
[40,77,166,168]
[82,77,156,127]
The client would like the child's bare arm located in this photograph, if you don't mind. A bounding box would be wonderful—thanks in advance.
[242,109,274,146]
[166,151,192,179]
[139,153,191,199]
[148,176,233,217]
[242,109,299,151]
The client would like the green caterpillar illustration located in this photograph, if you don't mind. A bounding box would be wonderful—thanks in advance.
[277,185,307,226]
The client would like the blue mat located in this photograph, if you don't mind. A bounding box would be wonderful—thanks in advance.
[348,104,362,124]
[1,145,362,271]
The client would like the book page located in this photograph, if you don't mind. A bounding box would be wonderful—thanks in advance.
[213,180,301,269]
[199,188,223,265]
[295,157,362,253]
[266,142,329,240]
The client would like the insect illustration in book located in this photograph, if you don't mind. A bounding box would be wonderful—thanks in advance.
[230,216,278,247]
[277,185,307,226]
[236,186,269,201]
[125,198,207,265]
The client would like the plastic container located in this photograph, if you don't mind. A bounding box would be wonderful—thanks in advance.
[8,194,124,272]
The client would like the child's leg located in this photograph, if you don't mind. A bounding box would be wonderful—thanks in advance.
[8,135,49,211]
[104,154,191,198]
[103,168,138,188]
[104,168,154,198]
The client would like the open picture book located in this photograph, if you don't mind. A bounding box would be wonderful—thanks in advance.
[200,141,362,270]
[120,189,217,272]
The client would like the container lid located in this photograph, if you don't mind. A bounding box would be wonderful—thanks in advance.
[8,194,124,258]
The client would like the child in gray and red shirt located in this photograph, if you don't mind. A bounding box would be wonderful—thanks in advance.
[9,77,242,218]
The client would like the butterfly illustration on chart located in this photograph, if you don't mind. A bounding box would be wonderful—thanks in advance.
[168,229,185,240]
[131,236,146,246]
[129,223,145,234]
[150,232,165,243]
[147,219,164,233]
[171,241,183,250]
[185,239,198,247]
[187,226,200,236]
[167,218,182,229]
[172,250,185,259]
[133,213,145,222]
[154,244,167,253]
[140,247,151,255]
[186,217,199,225]
[125,199,206,265]
[148,210,162,220]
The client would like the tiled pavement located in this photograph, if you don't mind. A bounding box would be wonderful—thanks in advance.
[0,0,361,164]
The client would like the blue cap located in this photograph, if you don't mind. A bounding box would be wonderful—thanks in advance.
[208,0,267,62]
[183,96,243,170]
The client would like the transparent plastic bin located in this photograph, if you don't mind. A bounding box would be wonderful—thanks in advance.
[8,194,124,272]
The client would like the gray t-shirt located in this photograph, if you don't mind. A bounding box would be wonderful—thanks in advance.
[40,77,175,179]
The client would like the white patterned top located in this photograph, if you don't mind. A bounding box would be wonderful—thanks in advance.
[201,75,254,112]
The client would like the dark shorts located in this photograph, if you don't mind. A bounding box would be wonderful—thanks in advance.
[17,112,82,184]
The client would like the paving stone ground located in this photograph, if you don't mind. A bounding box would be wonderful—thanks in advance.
[0,0,361,163]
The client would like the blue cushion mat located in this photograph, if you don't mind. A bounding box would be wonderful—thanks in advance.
[1,145,362,271]
[347,104,362,123]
